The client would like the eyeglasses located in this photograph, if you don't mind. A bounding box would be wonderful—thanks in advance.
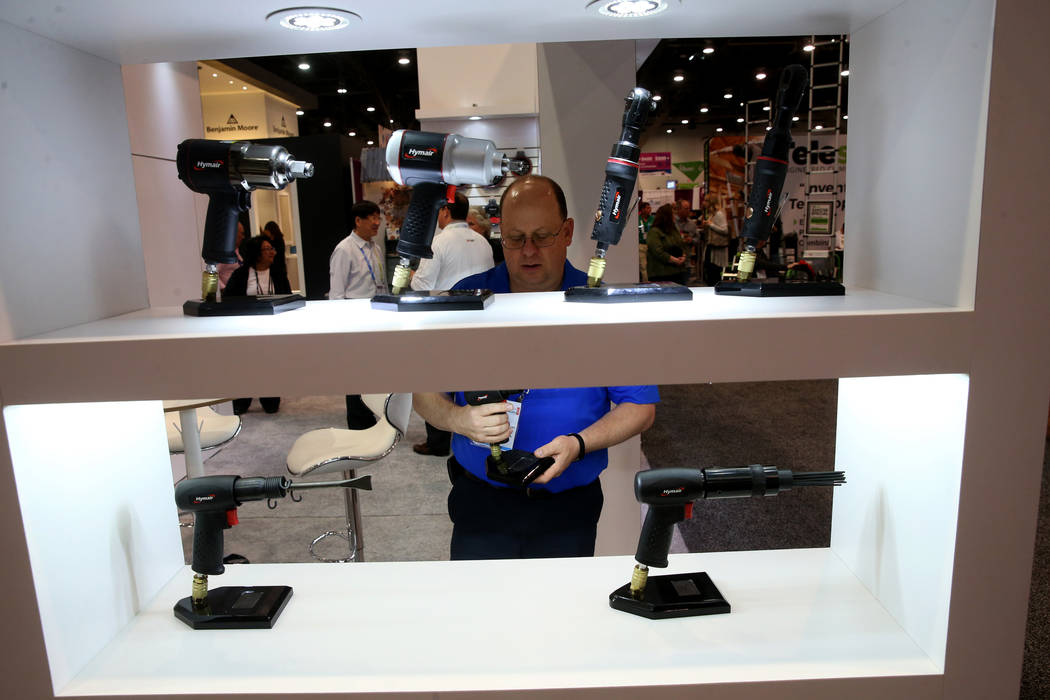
[501,221,565,249]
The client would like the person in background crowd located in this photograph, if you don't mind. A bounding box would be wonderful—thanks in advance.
[467,206,503,265]
[329,201,386,430]
[674,199,700,282]
[646,203,689,285]
[413,175,658,560]
[410,193,494,457]
[702,195,731,285]
[637,200,653,283]
[225,236,291,415]
[260,220,288,286]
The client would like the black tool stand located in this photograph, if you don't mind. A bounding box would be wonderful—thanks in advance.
[370,289,494,312]
[174,585,292,630]
[486,449,555,487]
[714,279,844,297]
[565,283,693,303]
[609,572,730,619]
[184,295,306,316]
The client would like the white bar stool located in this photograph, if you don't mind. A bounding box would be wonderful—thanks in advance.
[285,393,412,562]
[163,400,241,478]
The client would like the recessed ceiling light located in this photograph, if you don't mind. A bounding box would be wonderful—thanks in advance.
[702,46,715,55]
[699,106,709,113]
[367,140,374,145]
[323,120,332,127]
[348,131,356,136]
[762,105,770,111]
[736,117,744,123]
[792,116,799,121]
[298,62,310,71]
[666,129,672,133]
[242,86,248,90]
[803,43,815,52]
[295,109,304,116]
[843,115,848,120]
[228,80,234,85]
[681,119,688,124]
[211,73,218,78]
[337,87,347,94]
[814,124,823,130]
[366,106,375,112]
[715,127,723,132]
[468,116,482,121]
[673,74,685,83]
[766,126,772,130]
[652,95,662,101]
[586,0,669,18]
[398,57,411,65]
[755,72,767,80]
[841,69,850,76]
[723,92,733,99]
[389,119,394,124]
[266,7,361,31]
[688,54,696,61]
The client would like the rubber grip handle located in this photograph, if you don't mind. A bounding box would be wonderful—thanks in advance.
[201,191,246,264]
[191,510,228,576]
[396,181,448,260]
[635,504,686,568]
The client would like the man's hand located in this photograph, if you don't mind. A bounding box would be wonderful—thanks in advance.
[454,402,512,445]
[529,434,583,485]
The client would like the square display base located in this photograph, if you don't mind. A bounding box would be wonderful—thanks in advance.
[564,283,693,303]
[173,585,292,630]
[183,295,306,316]
[609,572,730,619]
[714,280,845,297]
[370,289,494,311]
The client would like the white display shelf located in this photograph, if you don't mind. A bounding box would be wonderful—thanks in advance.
[62,551,940,698]
[0,287,971,404]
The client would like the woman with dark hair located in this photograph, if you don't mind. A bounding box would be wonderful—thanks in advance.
[224,236,291,297]
[646,203,689,285]
[259,220,288,283]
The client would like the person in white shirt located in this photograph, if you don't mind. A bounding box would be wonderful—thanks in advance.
[328,200,387,429]
[410,192,494,292]
[329,201,387,300]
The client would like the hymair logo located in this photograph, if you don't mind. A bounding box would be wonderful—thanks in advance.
[763,188,774,215]
[405,147,438,159]
[611,190,623,220]
[226,114,239,125]
[193,160,223,171]
[661,487,684,496]
[194,494,216,503]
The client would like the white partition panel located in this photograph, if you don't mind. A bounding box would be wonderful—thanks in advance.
[3,402,184,693]
[832,374,968,668]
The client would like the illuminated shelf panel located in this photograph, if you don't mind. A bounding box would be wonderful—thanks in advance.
[62,552,940,698]
[0,288,971,404]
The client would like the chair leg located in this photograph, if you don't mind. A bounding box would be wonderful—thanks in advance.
[308,468,365,563]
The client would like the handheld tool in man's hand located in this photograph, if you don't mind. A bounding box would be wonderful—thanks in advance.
[463,390,554,487]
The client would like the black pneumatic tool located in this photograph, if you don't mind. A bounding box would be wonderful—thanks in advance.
[609,465,845,619]
[463,390,554,487]
[176,139,314,315]
[173,473,371,629]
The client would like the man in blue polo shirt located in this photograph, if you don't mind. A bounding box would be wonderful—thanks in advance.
[413,175,658,560]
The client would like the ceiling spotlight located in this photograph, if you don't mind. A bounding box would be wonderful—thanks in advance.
[348,130,356,136]
[723,92,733,99]
[666,129,672,133]
[266,7,361,31]
[792,116,799,121]
[814,124,823,130]
[295,109,304,116]
[841,69,850,76]
[337,87,347,94]
[367,140,374,145]
[468,116,482,121]
[755,71,767,80]
[323,120,332,128]
[715,127,723,132]
[366,106,375,112]
[699,106,709,113]
[843,115,848,120]
[242,86,248,90]
[398,56,411,65]
[211,72,218,78]
[736,117,744,123]
[389,119,394,124]
[228,80,234,84]
[681,119,688,124]
[586,0,669,18]
[762,105,770,111]
[803,43,815,52]
[766,126,772,130]
[702,45,715,55]
[673,73,685,82]
[652,95,662,101]
[298,62,310,71]
[688,54,696,61]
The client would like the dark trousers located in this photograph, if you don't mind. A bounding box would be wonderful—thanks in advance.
[345,394,378,430]
[232,397,280,414]
[424,421,451,452]
[446,457,603,560]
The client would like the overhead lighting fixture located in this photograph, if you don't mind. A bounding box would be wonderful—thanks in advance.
[762,105,770,111]
[211,72,218,78]
[266,7,361,31]
[699,106,709,113]
[736,117,744,123]
[766,126,772,131]
[723,92,733,99]
[337,87,348,94]
[755,71,767,80]
[666,129,672,133]
[298,62,311,71]
[715,127,723,132]
[681,119,688,124]
[792,116,799,121]
[814,124,823,130]
[702,45,715,55]
[468,116,482,121]
[672,73,685,82]
[398,56,411,65]
[688,54,696,61]
[323,120,332,128]
[389,119,394,124]
[242,86,248,90]
[652,95,662,101]
[803,43,815,52]
[585,0,669,18]
[367,140,374,145]
[228,80,234,85]
[841,69,850,76]
[348,130,356,136]
[295,109,304,116]
[366,106,375,112]
[843,115,848,120]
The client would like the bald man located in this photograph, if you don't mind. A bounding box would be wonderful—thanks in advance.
[413,175,659,561]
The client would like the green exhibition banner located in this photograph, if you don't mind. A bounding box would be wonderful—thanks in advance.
[673,160,705,182]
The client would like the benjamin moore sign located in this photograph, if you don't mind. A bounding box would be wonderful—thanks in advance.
[205,112,260,135]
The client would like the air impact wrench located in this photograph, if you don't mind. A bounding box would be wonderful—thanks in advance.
[734,65,808,282]
[384,130,531,294]
[586,87,658,287]
[463,390,554,487]
[173,473,370,629]
[176,139,313,303]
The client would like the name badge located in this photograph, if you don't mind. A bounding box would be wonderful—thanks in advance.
[470,399,522,450]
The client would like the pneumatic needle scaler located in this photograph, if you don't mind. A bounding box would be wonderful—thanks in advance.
[383,130,530,296]
[610,465,845,619]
